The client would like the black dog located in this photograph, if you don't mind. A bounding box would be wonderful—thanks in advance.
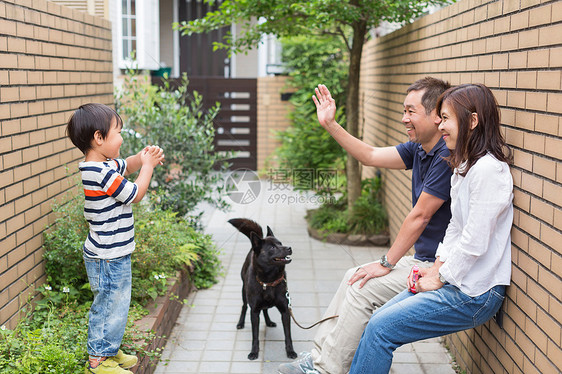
[228,218,297,360]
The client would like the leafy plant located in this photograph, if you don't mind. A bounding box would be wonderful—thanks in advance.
[187,230,223,289]
[0,290,153,374]
[42,198,90,302]
[115,68,230,219]
[0,288,89,374]
[307,197,345,231]
[273,35,347,194]
[42,188,222,306]
[347,177,388,235]
[132,193,223,301]
[307,177,388,235]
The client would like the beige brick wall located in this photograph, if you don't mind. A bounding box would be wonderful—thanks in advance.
[256,76,294,171]
[360,0,561,372]
[0,0,113,329]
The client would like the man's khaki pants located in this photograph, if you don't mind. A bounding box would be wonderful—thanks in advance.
[311,256,432,374]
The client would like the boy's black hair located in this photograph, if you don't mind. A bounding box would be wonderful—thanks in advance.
[66,103,123,155]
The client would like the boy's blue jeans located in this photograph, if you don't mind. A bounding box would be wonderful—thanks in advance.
[84,254,132,357]
[349,284,505,374]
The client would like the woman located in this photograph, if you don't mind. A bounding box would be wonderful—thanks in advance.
[349,83,513,374]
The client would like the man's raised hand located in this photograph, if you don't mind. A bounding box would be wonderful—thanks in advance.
[313,84,338,132]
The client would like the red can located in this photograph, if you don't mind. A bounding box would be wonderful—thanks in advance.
[410,264,420,294]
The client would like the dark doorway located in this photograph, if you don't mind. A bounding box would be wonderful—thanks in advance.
[179,0,230,77]
[153,77,257,170]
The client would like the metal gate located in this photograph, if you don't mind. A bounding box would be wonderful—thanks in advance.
[152,77,257,170]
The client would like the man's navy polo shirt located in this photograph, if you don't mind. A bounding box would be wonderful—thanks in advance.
[396,139,452,262]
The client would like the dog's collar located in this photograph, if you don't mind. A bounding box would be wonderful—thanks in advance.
[256,274,286,290]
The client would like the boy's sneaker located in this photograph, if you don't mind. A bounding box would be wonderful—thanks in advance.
[111,350,138,369]
[84,358,133,374]
[278,351,320,374]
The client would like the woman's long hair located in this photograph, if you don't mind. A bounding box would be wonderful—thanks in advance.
[436,84,512,175]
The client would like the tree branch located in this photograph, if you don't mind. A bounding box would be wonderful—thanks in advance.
[336,26,351,51]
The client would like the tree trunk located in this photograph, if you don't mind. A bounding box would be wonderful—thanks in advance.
[345,20,367,210]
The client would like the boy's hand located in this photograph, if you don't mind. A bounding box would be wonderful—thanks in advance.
[141,145,165,168]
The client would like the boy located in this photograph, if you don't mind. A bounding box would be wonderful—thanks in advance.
[66,103,164,374]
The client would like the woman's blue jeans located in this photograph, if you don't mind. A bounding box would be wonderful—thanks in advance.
[84,254,132,357]
[349,284,505,374]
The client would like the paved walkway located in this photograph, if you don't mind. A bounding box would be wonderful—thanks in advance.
[154,181,456,374]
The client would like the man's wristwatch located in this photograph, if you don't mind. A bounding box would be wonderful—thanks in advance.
[380,255,395,269]
[438,271,448,284]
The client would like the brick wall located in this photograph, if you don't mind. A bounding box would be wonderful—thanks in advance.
[0,0,113,328]
[256,76,294,171]
[359,0,561,372]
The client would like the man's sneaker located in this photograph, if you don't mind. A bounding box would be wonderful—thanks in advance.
[84,358,133,374]
[111,350,138,369]
[278,351,320,374]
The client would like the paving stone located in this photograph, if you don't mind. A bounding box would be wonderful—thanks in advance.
[230,361,263,373]
[162,360,199,373]
[420,363,456,374]
[390,363,423,373]
[393,351,419,363]
[198,361,230,373]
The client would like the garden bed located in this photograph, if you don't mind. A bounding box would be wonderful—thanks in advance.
[307,224,389,246]
[132,268,193,374]
[306,207,389,247]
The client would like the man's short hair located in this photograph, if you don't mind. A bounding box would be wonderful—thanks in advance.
[407,77,451,115]
[66,103,123,155]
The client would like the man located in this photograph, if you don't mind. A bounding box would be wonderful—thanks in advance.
[278,77,453,374]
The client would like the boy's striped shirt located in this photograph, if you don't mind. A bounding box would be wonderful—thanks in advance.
[79,159,138,259]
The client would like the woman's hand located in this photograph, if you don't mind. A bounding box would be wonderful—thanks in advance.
[407,266,431,291]
[416,275,445,292]
[407,261,444,292]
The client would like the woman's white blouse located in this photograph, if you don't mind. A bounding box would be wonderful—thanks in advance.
[436,154,513,297]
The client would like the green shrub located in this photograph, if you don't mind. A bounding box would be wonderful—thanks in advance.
[133,193,223,298]
[42,189,222,305]
[186,230,223,289]
[273,35,348,194]
[0,291,153,374]
[0,302,88,374]
[42,196,90,303]
[307,177,388,235]
[307,201,346,232]
[115,69,230,219]
[348,177,388,235]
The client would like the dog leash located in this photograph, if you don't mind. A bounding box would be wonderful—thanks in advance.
[285,289,339,330]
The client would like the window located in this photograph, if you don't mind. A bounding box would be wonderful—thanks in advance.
[116,0,159,70]
[122,0,136,60]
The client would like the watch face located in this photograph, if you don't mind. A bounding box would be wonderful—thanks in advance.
[380,255,393,269]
